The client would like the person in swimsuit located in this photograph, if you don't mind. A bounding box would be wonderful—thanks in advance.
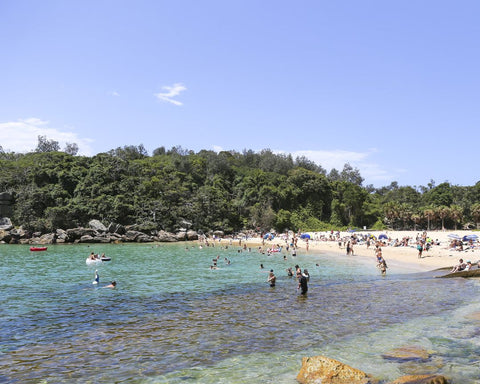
[298,274,308,295]
[104,281,116,288]
[267,270,276,287]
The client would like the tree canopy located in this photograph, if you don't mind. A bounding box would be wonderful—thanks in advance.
[1,138,479,234]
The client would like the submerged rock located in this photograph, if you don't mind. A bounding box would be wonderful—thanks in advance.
[382,346,431,362]
[297,355,377,384]
[386,374,449,384]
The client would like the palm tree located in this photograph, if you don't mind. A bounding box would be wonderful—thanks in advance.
[423,207,435,231]
[436,206,450,231]
[397,203,412,230]
[449,204,463,231]
[471,203,480,229]
[384,202,399,229]
[411,213,422,231]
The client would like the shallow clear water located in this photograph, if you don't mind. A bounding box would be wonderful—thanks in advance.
[1,243,480,383]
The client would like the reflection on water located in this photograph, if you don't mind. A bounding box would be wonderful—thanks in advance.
[1,244,480,383]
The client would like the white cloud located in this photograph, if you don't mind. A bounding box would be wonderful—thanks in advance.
[154,83,186,106]
[274,148,394,186]
[212,145,223,153]
[0,118,94,155]
[110,91,120,97]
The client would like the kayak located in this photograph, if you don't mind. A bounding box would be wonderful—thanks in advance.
[30,247,48,251]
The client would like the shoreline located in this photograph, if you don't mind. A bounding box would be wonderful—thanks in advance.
[236,229,480,274]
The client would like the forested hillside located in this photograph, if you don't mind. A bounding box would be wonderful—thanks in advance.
[1,140,479,234]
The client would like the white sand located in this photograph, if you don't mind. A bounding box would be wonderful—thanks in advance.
[239,230,480,273]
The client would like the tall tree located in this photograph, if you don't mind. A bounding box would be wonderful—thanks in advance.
[35,135,60,153]
[423,207,435,231]
[436,206,450,231]
[449,204,463,231]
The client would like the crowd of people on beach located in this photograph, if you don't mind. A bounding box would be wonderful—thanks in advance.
[197,228,480,292]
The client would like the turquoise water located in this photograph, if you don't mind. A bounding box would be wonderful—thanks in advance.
[1,243,480,383]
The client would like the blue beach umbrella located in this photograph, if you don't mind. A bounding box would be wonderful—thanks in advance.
[463,234,478,241]
[448,234,461,240]
[300,233,311,239]
[378,234,388,240]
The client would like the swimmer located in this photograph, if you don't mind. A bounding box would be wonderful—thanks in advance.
[103,281,116,288]
[93,270,99,285]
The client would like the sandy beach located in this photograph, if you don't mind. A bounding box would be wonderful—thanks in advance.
[241,230,480,273]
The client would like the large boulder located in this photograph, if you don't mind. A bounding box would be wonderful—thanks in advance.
[386,375,449,384]
[297,355,377,384]
[29,233,56,245]
[0,217,13,231]
[66,228,97,241]
[186,230,198,240]
[10,228,27,240]
[55,229,68,243]
[136,234,154,242]
[0,229,12,243]
[156,230,178,242]
[92,235,112,243]
[89,219,107,232]
[175,231,187,241]
[124,230,143,242]
[79,235,97,243]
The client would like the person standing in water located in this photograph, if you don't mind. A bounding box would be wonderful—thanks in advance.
[93,270,99,285]
[298,273,308,295]
[267,270,276,287]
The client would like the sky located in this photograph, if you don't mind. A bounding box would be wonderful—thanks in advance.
[1,1,479,188]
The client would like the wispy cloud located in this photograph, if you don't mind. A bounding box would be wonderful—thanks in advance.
[110,91,120,97]
[154,83,186,106]
[0,118,94,155]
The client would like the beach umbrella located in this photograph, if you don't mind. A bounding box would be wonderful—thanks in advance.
[263,233,274,240]
[378,234,388,240]
[448,234,461,240]
[300,233,311,239]
[463,234,478,241]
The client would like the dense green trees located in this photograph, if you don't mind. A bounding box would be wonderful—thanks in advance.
[0,141,479,234]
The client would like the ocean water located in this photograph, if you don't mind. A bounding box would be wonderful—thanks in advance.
[1,242,480,383]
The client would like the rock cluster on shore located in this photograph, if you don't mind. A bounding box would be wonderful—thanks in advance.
[297,355,449,384]
[0,218,200,245]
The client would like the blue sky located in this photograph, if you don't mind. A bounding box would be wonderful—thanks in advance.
[1,1,479,188]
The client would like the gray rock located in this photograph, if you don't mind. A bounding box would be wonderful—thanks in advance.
[89,219,107,232]
[186,230,198,240]
[0,217,13,231]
